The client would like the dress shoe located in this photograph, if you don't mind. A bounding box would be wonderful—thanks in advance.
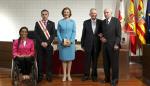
[37,79,42,83]
[37,75,43,83]
[111,82,116,86]
[111,80,118,86]
[81,76,89,81]
[92,77,97,82]
[103,79,110,83]
[46,77,52,82]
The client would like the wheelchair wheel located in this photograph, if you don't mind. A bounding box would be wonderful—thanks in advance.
[12,63,20,86]
[30,63,37,86]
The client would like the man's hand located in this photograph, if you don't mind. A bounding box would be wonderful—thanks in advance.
[98,33,103,38]
[114,44,119,50]
[41,42,48,48]
[100,37,107,43]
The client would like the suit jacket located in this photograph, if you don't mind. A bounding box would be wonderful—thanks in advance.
[81,19,102,52]
[102,17,121,47]
[34,20,56,48]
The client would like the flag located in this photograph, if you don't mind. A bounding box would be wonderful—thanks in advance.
[126,0,137,54]
[137,0,146,45]
[146,0,150,44]
[115,0,125,32]
[115,0,128,46]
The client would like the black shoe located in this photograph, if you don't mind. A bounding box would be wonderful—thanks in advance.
[103,79,110,83]
[111,83,116,86]
[111,80,118,86]
[37,75,43,83]
[92,76,97,82]
[111,83,117,86]
[81,76,89,81]
[46,77,52,82]
[37,79,42,83]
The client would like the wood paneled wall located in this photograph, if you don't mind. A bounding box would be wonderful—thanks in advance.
[0,41,12,68]
[0,41,129,79]
[142,45,150,85]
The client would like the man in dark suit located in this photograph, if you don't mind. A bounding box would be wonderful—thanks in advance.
[81,8,102,82]
[34,9,55,82]
[99,8,121,86]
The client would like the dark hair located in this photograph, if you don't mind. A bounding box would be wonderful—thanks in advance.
[19,26,28,34]
[41,9,49,14]
[62,7,72,17]
[18,26,29,49]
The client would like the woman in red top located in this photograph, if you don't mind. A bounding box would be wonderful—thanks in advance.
[12,26,35,80]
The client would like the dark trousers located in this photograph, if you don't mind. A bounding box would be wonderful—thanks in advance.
[103,43,119,82]
[37,46,53,79]
[84,45,99,77]
[14,57,34,75]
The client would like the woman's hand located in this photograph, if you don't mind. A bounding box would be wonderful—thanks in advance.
[63,39,71,47]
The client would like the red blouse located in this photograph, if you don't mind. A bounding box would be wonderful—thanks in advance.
[12,38,35,58]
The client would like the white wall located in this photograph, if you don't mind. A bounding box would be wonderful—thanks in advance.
[95,0,103,19]
[0,0,95,41]
[0,0,148,41]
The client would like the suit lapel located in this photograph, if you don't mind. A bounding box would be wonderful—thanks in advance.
[103,17,115,35]
[95,20,99,34]
[46,21,49,29]
[103,19,108,31]
[88,20,93,34]
[104,17,113,29]
[44,20,51,36]
[47,20,51,32]
[108,17,113,26]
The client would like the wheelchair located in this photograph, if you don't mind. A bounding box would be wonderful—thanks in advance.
[11,58,38,86]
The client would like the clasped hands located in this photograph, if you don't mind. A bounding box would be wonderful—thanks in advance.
[98,33,107,43]
[41,42,48,48]
[62,39,71,47]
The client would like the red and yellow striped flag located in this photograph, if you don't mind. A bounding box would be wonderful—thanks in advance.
[137,0,146,44]
[126,0,137,54]
[127,0,136,33]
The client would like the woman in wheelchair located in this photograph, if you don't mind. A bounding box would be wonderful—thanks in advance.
[12,26,35,80]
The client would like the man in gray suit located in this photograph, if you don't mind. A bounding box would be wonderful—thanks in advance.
[99,8,121,86]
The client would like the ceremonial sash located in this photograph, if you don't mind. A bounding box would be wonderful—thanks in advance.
[38,21,50,40]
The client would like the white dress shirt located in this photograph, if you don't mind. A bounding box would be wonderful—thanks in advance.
[91,19,96,33]
[106,17,111,24]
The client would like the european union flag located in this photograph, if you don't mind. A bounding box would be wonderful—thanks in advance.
[146,0,150,44]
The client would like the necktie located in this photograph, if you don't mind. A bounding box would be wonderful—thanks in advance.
[43,21,47,27]
[106,19,109,24]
